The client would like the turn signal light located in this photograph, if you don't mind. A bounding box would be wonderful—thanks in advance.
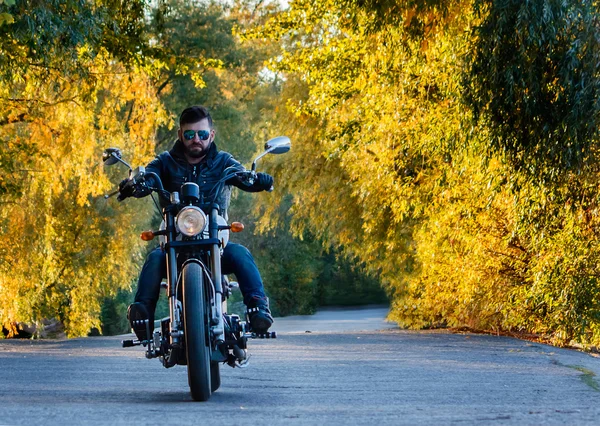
[141,230,155,241]
[230,222,244,233]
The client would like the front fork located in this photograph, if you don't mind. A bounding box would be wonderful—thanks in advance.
[123,207,274,364]
[209,208,225,343]
[166,209,225,348]
[165,212,183,347]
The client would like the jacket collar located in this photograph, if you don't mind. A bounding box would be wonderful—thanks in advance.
[170,139,219,167]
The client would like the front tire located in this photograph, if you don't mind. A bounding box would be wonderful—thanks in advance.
[211,361,221,392]
[182,262,211,401]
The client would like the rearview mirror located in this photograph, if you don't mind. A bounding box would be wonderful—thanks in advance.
[102,147,132,172]
[251,136,291,171]
[102,148,123,166]
[264,136,291,155]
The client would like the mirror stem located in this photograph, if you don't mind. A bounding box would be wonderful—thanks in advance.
[251,147,276,171]
[112,154,133,173]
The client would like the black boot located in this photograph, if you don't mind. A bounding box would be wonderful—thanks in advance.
[127,302,153,342]
[247,300,273,334]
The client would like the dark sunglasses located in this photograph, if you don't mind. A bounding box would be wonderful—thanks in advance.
[183,129,211,141]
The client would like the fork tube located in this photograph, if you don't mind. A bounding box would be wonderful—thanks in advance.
[165,211,181,345]
[209,208,224,339]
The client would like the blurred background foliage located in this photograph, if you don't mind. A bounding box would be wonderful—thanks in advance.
[1,0,600,347]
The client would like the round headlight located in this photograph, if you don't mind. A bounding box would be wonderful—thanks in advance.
[176,206,207,237]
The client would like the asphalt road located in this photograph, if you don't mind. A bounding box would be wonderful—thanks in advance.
[1,306,600,425]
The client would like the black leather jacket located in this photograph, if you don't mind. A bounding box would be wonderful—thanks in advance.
[144,139,263,218]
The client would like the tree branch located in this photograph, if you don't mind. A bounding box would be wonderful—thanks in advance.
[0,96,82,108]
[0,113,30,127]
[156,76,172,95]
[252,0,265,19]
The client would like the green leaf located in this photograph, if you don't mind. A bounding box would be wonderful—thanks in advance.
[0,12,14,26]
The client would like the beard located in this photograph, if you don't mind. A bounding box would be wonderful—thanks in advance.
[184,142,209,159]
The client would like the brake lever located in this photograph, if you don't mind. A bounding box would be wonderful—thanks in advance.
[237,170,256,186]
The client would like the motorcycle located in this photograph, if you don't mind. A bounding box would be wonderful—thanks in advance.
[102,136,291,401]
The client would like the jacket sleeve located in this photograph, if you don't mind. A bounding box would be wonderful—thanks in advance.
[223,155,265,193]
[133,155,163,198]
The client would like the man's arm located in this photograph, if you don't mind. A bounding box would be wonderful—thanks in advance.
[142,156,163,191]
[224,156,273,193]
[118,155,164,200]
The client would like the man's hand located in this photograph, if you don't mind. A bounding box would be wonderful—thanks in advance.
[117,178,134,202]
[256,173,274,191]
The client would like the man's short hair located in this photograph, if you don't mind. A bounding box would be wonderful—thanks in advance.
[179,105,213,128]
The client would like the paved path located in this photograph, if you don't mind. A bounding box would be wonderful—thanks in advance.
[1,307,600,425]
[273,305,396,333]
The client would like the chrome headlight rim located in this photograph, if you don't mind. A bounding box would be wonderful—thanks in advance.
[175,206,207,237]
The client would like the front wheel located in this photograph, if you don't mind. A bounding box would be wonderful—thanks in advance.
[211,361,221,392]
[182,262,211,401]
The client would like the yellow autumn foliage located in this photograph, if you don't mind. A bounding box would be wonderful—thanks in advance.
[0,61,168,337]
[251,0,600,346]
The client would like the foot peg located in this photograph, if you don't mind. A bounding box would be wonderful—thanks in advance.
[241,321,276,338]
[251,331,277,339]
[122,318,152,349]
[122,339,143,348]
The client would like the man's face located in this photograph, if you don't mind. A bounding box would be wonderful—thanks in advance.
[178,118,214,160]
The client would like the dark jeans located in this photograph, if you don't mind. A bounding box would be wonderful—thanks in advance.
[134,242,267,316]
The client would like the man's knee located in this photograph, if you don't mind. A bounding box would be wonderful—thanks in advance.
[224,243,253,262]
[147,247,165,264]
[136,247,166,305]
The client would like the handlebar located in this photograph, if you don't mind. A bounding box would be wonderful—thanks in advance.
[103,169,169,201]
[235,170,274,192]
[104,189,120,199]
[143,171,165,192]
[105,167,272,203]
[237,170,256,186]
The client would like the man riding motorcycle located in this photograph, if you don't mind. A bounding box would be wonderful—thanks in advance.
[119,105,274,341]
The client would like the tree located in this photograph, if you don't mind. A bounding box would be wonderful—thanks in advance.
[246,0,474,297]
[247,0,600,345]
[143,0,383,317]
[0,1,168,337]
[465,0,600,180]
